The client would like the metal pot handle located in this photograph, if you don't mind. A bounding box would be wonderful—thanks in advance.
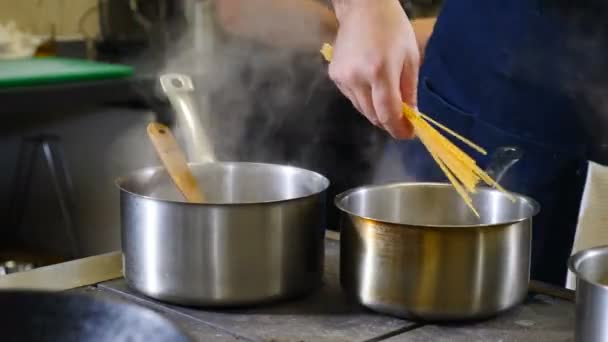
[160,73,215,163]
[484,146,523,184]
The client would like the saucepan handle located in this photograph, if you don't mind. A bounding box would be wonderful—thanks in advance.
[160,73,215,163]
[484,146,523,184]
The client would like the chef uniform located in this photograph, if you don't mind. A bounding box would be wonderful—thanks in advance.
[389,0,608,285]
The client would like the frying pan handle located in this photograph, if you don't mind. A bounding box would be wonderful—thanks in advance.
[484,146,523,184]
[160,73,215,163]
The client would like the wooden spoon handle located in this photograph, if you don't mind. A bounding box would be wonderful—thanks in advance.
[147,122,205,203]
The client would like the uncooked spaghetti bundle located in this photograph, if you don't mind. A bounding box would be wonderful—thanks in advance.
[320,43,514,217]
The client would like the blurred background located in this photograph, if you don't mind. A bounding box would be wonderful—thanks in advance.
[0,0,441,273]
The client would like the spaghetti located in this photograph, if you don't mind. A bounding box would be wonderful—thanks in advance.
[320,43,515,217]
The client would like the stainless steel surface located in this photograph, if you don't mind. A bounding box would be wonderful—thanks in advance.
[118,162,329,306]
[0,252,122,290]
[335,182,539,321]
[569,245,608,342]
[96,238,575,342]
[160,73,215,163]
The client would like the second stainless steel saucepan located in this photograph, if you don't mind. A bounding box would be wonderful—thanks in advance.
[569,246,608,342]
[335,183,539,321]
[118,73,329,306]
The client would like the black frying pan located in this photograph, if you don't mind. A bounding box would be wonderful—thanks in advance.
[0,290,190,342]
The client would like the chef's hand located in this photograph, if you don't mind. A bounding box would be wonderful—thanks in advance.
[329,0,418,139]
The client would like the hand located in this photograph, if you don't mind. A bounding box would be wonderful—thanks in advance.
[329,0,419,139]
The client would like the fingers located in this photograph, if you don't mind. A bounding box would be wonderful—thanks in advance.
[328,54,414,138]
[372,73,414,139]
[353,86,380,127]
[400,57,419,109]
[334,81,362,113]
[399,59,417,137]
[330,66,380,127]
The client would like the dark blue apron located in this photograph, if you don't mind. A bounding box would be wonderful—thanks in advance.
[389,0,603,285]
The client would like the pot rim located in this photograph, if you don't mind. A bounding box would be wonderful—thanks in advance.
[116,161,330,206]
[334,182,541,228]
[568,245,608,290]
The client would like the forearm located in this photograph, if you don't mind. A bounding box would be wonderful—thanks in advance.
[331,0,434,55]
[215,0,338,51]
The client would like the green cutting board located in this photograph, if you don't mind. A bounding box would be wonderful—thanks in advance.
[0,57,134,88]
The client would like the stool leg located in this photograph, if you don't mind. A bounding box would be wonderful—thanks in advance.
[6,139,38,242]
[41,139,79,259]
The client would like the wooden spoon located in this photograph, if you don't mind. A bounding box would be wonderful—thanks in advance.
[147,122,205,203]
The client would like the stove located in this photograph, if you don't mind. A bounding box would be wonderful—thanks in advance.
[0,236,576,341]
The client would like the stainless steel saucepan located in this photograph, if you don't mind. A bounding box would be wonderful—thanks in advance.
[335,182,539,321]
[569,245,608,342]
[117,74,329,306]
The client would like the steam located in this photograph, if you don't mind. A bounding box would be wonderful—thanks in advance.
[156,1,349,168]
[516,3,608,162]
[106,0,389,198]
[558,14,608,162]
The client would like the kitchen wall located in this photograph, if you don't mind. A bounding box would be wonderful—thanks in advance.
[0,0,99,38]
[0,0,410,260]
[1,107,156,257]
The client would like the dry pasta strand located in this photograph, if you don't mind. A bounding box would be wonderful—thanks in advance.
[320,43,514,216]
[418,119,479,193]
[422,128,480,217]
[320,43,333,62]
[419,113,487,155]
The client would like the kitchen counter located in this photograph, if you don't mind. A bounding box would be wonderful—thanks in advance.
[59,237,575,342]
[0,75,154,115]
[0,41,163,119]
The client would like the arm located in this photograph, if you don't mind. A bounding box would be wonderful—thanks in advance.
[328,0,419,139]
[215,0,338,51]
[215,0,434,139]
[215,0,434,57]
